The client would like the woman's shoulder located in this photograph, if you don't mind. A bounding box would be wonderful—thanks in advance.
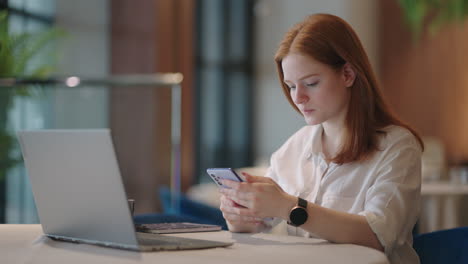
[378,125,422,152]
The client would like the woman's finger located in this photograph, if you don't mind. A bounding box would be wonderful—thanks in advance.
[242,173,283,189]
[241,172,270,183]
[222,212,263,224]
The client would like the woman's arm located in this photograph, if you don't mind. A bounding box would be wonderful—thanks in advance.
[220,173,383,251]
[281,193,384,251]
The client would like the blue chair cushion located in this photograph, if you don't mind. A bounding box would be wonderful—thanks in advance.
[134,186,227,230]
[413,226,468,264]
[133,213,207,225]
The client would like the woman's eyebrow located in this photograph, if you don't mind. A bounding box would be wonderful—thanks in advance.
[283,73,319,83]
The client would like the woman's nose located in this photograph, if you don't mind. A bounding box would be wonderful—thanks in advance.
[292,86,308,104]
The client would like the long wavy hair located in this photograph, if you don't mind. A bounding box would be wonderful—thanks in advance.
[274,14,423,164]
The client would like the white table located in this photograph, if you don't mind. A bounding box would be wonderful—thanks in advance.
[420,181,468,233]
[422,181,468,195]
[2,225,388,264]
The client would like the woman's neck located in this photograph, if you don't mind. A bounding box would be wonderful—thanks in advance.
[321,121,346,162]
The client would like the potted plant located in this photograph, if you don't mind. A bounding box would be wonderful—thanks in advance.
[398,0,468,39]
[0,10,64,182]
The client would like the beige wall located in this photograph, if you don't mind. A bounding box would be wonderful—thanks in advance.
[379,0,468,165]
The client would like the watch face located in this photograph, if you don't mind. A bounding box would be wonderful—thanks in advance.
[290,207,308,226]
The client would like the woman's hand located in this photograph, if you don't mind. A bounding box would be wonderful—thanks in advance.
[219,172,296,221]
[219,194,264,232]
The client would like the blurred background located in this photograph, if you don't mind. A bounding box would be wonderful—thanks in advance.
[1,0,467,235]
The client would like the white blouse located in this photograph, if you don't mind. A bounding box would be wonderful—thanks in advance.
[265,124,422,264]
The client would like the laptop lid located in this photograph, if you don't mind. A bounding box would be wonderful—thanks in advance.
[17,129,140,250]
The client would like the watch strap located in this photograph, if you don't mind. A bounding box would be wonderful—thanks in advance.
[298,197,307,208]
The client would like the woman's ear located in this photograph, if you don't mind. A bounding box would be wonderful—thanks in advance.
[342,63,356,88]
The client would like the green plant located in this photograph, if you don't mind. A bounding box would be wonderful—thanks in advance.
[398,0,468,40]
[0,11,64,181]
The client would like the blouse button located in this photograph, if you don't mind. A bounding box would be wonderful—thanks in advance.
[320,161,330,171]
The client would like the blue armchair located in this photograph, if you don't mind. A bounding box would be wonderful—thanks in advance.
[413,227,468,264]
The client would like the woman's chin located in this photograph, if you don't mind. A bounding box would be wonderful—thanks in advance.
[304,118,322,126]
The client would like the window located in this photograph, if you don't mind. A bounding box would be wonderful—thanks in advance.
[195,0,255,181]
[0,0,55,223]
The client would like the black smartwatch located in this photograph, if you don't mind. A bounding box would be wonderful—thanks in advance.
[288,197,308,227]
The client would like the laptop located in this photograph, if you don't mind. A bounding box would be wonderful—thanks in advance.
[17,129,232,251]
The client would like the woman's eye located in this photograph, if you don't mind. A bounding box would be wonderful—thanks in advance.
[306,82,318,87]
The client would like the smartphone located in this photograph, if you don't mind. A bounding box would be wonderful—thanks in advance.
[206,168,244,188]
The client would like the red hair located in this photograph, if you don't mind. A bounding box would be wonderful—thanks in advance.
[274,14,423,164]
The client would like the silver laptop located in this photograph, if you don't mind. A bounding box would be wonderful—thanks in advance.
[17,129,232,251]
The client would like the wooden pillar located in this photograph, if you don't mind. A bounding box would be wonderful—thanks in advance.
[110,0,195,214]
[154,0,195,193]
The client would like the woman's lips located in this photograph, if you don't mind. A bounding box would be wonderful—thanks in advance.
[303,109,315,114]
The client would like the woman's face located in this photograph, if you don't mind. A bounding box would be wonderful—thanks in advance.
[282,53,354,126]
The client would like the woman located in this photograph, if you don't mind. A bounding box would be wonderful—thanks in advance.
[219,14,423,264]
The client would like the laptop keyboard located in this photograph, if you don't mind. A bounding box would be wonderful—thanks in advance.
[137,233,196,246]
[135,222,221,234]
[136,232,233,250]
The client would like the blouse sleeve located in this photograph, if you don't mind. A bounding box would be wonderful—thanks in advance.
[358,134,422,256]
